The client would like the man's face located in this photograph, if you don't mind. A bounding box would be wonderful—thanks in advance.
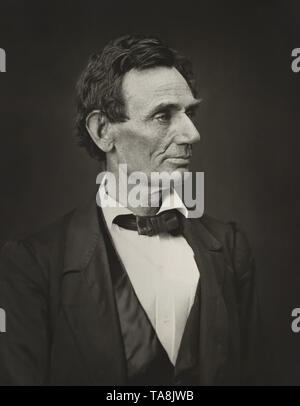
[109,66,201,179]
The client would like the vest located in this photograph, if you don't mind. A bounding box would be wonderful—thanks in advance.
[99,209,201,385]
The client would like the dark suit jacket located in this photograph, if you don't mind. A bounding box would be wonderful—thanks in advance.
[0,198,262,385]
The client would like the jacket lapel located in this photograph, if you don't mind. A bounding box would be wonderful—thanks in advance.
[183,217,229,385]
[60,195,229,385]
[61,198,126,385]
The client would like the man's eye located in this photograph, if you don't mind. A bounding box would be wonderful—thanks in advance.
[154,112,171,122]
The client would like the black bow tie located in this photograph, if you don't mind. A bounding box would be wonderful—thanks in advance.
[113,209,184,236]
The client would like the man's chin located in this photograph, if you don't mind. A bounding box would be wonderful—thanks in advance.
[161,163,190,174]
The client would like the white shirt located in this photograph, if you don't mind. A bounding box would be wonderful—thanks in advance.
[98,179,200,365]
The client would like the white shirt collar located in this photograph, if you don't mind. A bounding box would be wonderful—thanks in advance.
[97,173,189,230]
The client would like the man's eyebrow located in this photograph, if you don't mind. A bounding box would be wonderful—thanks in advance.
[185,99,202,111]
[145,102,180,119]
[145,99,202,120]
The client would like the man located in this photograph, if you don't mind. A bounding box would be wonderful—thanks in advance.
[0,35,261,385]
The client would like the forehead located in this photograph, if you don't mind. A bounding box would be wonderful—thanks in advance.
[121,66,195,115]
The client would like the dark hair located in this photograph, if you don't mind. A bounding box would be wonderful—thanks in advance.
[75,34,196,161]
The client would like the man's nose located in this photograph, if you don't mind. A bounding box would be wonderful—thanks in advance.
[174,113,200,145]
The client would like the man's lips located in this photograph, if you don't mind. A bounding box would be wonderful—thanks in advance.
[165,155,191,164]
[166,154,191,160]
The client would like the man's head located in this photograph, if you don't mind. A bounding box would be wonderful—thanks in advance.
[76,34,200,179]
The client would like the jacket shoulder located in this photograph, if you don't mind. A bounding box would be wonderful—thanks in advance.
[200,214,254,280]
[0,209,75,282]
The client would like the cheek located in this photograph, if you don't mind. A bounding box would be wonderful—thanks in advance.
[114,122,173,172]
[117,124,160,155]
[114,128,152,170]
[149,128,178,162]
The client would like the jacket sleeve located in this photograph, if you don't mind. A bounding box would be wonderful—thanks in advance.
[0,240,49,385]
[230,222,264,385]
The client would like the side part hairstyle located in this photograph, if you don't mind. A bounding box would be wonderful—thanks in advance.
[75,34,196,161]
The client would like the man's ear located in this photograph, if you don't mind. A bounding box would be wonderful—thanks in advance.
[85,110,114,153]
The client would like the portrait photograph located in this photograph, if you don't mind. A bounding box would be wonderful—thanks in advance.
[0,0,299,391]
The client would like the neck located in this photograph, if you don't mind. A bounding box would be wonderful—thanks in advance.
[105,161,161,217]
